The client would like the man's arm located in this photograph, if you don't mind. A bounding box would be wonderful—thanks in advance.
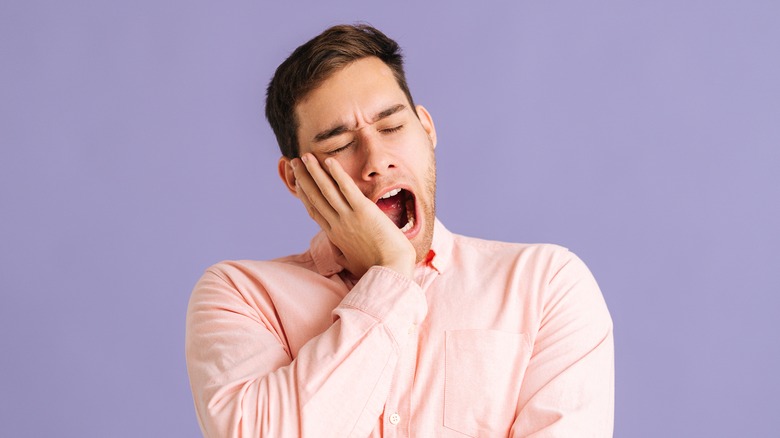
[186,155,420,437]
[510,251,614,437]
[186,263,426,437]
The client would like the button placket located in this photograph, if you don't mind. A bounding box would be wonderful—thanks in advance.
[383,264,431,436]
[383,317,419,435]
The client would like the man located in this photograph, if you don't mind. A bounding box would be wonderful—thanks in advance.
[186,24,613,437]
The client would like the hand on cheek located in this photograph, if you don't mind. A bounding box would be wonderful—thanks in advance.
[292,153,415,280]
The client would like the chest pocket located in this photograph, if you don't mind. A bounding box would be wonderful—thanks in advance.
[444,329,531,437]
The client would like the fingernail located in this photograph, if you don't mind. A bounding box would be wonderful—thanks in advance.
[291,159,298,169]
[324,158,332,168]
[301,154,309,164]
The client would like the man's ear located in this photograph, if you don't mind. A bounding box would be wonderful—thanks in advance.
[278,156,298,197]
[416,105,437,149]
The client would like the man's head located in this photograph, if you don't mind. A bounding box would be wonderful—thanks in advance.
[266,24,417,159]
[267,24,438,263]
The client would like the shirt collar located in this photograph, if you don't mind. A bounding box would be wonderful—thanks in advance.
[309,217,453,277]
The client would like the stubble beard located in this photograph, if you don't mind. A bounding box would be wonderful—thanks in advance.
[413,150,437,263]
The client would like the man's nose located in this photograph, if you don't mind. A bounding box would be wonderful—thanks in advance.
[359,134,395,180]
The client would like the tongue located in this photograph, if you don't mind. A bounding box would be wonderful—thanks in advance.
[376,192,407,228]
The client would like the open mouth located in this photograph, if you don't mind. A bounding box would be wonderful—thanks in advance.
[375,188,417,233]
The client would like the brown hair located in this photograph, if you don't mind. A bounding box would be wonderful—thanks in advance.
[265,24,416,158]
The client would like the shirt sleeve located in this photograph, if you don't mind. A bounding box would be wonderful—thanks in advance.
[510,250,615,437]
[185,264,427,438]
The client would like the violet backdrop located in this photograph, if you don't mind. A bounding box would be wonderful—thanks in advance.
[1,1,778,436]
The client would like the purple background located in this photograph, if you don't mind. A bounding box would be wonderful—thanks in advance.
[1,1,778,436]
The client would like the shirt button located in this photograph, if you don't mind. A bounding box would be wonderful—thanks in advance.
[389,412,401,425]
[408,324,416,335]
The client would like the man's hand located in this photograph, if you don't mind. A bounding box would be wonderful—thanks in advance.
[292,153,415,280]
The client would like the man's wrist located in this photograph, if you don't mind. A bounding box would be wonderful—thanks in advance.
[378,259,414,281]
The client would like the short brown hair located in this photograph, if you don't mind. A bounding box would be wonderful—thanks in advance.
[265,24,416,158]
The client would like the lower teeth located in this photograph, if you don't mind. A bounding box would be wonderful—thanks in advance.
[400,209,415,232]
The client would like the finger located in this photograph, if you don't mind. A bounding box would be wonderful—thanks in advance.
[296,177,331,231]
[301,154,351,213]
[292,158,338,222]
[324,157,371,210]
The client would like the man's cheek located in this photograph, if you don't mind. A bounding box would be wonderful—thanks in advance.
[336,162,362,186]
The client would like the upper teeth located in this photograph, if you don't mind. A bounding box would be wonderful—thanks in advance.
[379,188,402,200]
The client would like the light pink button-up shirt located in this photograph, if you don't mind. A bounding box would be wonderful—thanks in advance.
[186,220,614,437]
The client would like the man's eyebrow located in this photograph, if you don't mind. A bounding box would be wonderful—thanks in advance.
[313,125,349,143]
[372,103,407,123]
[312,104,407,143]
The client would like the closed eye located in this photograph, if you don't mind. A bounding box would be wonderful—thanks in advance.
[326,141,353,156]
[381,125,404,134]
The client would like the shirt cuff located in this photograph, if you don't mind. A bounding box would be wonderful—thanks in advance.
[338,265,428,346]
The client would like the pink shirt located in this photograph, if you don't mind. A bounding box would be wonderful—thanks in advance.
[186,220,614,437]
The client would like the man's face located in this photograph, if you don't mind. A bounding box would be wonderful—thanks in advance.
[290,56,437,263]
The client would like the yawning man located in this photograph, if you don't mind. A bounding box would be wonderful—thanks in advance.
[186,24,614,437]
